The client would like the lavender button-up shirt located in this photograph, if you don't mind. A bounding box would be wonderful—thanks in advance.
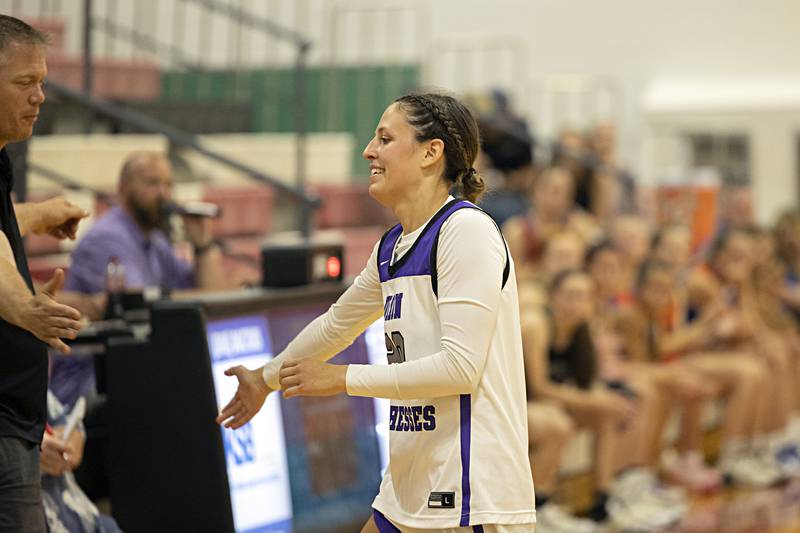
[65,205,194,294]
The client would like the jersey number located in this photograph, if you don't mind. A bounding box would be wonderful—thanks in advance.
[385,331,406,364]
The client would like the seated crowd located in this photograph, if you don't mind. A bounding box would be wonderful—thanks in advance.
[477,101,800,532]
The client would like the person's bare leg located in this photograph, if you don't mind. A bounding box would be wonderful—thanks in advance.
[791,337,800,411]
[755,334,794,433]
[571,408,618,492]
[623,373,662,469]
[593,419,621,490]
[361,516,379,533]
[685,352,767,439]
[528,402,575,495]
[627,366,673,466]
[676,399,703,454]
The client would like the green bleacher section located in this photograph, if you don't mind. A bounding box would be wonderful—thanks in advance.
[161,65,420,175]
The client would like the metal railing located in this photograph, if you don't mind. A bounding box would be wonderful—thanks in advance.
[44,78,319,206]
[81,0,314,235]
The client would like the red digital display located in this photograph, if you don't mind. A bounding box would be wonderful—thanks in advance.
[326,256,341,279]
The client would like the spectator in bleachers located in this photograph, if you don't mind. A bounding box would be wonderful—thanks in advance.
[503,166,599,281]
[65,151,227,296]
[516,231,589,310]
[40,391,121,532]
[583,165,624,225]
[717,183,756,233]
[750,225,800,420]
[609,214,652,294]
[611,261,723,492]
[540,231,588,279]
[688,229,798,482]
[551,127,634,224]
[476,95,536,228]
[586,239,634,309]
[551,129,589,184]
[586,122,637,216]
[650,224,695,278]
[521,269,684,530]
[773,209,800,323]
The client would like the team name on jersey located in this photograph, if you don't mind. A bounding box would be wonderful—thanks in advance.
[389,405,436,432]
[383,292,404,321]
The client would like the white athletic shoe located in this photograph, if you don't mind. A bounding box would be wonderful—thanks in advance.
[535,503,602,533]
[607,468,686,531]
[606,496,682,532]
[721,450,784,488]
[612,468,687,509]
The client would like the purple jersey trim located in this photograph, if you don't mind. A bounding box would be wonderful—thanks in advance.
[460,393,473,526]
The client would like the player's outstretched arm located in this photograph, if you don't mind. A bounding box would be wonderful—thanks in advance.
[216,365,273,429]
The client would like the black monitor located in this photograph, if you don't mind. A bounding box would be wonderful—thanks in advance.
[102,288,387,533]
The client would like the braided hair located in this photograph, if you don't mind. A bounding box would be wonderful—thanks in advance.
[395,93,486,203]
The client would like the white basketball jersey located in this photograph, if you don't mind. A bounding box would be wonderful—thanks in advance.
[371,199,536,529]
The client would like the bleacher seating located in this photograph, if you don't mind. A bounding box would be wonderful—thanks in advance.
[45,55,162,101]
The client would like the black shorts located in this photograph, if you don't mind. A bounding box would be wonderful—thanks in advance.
[0,436,46,533]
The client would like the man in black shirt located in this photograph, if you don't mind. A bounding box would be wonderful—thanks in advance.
[0,15,90,532]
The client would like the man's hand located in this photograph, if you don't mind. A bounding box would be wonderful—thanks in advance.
[216,366,271,430]
[26,197,89,239]
[40,427,71,476]
[182,215,213,249]
[18,269,82,353]
[40,425,84,476]
[278,359,348,399]
[63,427,84,470]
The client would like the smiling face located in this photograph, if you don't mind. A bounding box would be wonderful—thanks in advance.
[713,230,754,284]
[0,41,46,147]
[588,246,623,298]
[639,265,673,312]
[552,272,594,324]
[362,103,431,208]
[653,225,691,272]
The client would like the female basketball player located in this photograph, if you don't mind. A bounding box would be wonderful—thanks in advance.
[217,93,536,532]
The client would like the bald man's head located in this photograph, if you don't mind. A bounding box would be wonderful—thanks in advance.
[118,151,173,232]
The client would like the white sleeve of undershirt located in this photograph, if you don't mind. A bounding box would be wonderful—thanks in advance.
[261,241,384,390]
[345,209,507,400]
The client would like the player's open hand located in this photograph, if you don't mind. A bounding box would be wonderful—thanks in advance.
[216,365,271,429]
[278,359,348,398]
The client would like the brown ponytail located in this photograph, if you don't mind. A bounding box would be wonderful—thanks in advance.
[395,93,485,203]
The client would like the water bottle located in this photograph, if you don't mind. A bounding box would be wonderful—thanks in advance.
[105,256,126,320]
